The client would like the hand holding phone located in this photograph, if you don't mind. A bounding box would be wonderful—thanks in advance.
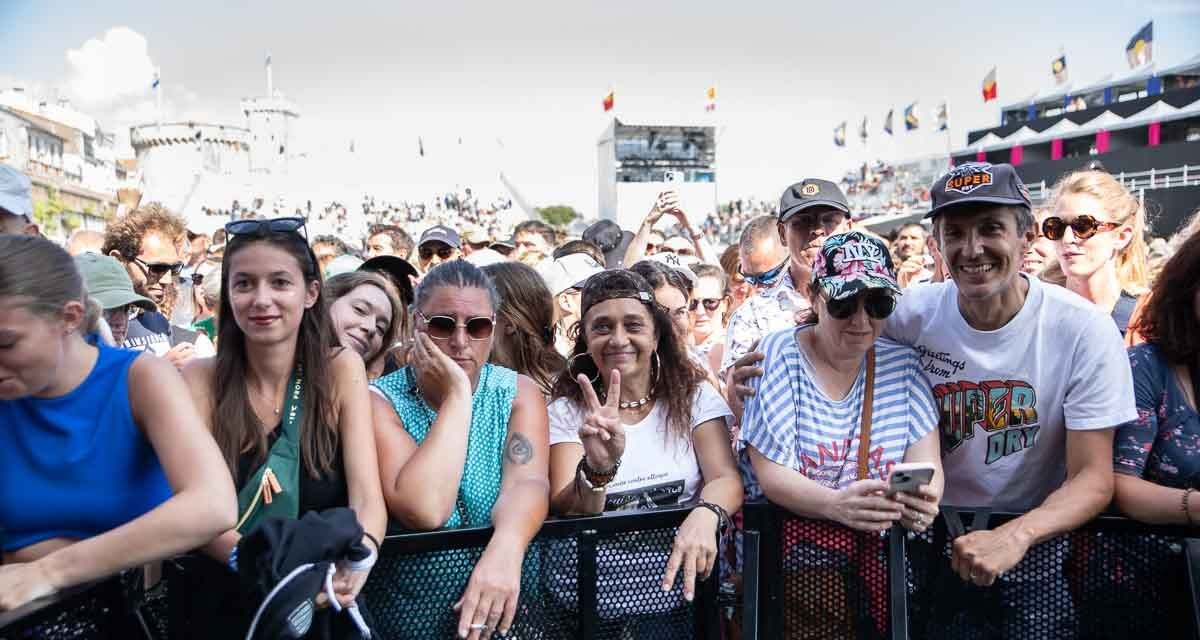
[887,462,936,495]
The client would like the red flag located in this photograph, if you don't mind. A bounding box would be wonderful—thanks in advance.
[602,90,614,112]
[982,67,997,102]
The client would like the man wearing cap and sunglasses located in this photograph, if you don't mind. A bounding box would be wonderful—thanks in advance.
[721,179,854,419]
[0,165,39,236]
[416,225,463,273]
[884,163,1135,621]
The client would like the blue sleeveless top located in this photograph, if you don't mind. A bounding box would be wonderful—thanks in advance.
[0,338,173,552]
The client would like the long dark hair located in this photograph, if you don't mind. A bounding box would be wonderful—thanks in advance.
[550,269,704,445]
[213,229,339,479]
[482,261,565,395]
[1133,231,1200,364]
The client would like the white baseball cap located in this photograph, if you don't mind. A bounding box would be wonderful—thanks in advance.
[540,252,604,297]
[0,165,33,219]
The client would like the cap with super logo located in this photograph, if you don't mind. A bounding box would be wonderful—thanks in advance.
[926,162,1032,218]
[778,179,850,223]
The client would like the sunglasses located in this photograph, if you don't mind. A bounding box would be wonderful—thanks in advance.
[419,244,456,261]
[787,209,847,232]
[1041,215,1122,241]
[418,312,495,341]
[103,304,141,321]
[689,298,723,312]
[825,290,897,320]
[132,257,184,278]
[225,216,308,238]
[740,259,788,288]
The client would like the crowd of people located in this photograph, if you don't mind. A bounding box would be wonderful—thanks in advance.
[2,154,1200,638]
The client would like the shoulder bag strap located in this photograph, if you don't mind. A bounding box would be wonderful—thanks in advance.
[857,348,876,482]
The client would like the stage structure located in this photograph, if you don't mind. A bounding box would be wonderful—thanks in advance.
[597,118,716,231]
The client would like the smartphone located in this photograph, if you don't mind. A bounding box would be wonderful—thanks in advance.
[664,170,684,184]
[887,462,936,495]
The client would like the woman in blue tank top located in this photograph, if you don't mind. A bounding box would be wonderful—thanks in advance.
[370,260,550,640]
[0,235,236,611]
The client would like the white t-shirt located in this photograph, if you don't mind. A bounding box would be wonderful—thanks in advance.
[885,276,1136,511]
[547,381,731,510]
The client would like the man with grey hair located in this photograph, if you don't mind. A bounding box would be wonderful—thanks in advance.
[0,165,38,236]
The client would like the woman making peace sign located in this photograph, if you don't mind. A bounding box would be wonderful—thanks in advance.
[546,269,742,635]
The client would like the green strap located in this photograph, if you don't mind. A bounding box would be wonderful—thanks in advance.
[235,366,304,534]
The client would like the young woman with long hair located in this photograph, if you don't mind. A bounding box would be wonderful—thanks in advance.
[325,270,405,380]
[180,218,386,636]
[481,261,566,396]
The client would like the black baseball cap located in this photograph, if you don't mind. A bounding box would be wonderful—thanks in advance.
[417,225,461,249]
[360,255,417,306]
[778,179,850,222]
[926,162,1032,219]
[582,219,633,268]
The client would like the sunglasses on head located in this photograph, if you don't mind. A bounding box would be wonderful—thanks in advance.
[825,290,897,320]
[133,256,184,278]
[419,244,456,261]
[689,297,723,312]
[418,312,495,341]
[225,216,308,238]
[1041,215,1121,241]
[740,259,788,287]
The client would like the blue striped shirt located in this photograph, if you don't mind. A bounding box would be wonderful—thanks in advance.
[739,327,937,498]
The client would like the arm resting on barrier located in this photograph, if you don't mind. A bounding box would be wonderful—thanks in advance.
[952,427,1115,586]
[746,445,903,532]
[454,375,550,640]
[0,356,238,612]
[1113,473,1198,526]
[663,418,744,602]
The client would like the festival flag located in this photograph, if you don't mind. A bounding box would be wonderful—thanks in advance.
[981,67,997,102]
[705,85,717,112]
[1126,21,1153,68]
[859,116,869,143]
[265,52,272,67]
[904,102,919,130]
[418,137,425,157]
[349,139,355,153]
[936,101,949,132]
[151,68,160,90]
[1052,54,1068,85]
[602,89,615,112]
[833,121,847,147]
[883,108,894,135]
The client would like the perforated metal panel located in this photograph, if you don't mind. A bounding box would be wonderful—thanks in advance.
[775,516,890,640]
[591,528,696,640]
[906,519,1194,639]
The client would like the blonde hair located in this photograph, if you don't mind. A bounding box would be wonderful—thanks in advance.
[1051,170,1150,295]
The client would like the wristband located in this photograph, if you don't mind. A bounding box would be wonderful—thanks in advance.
[696,499,732,537]
[1184,488,1196,526]
[363,532,381,554]
[579,455,620,488]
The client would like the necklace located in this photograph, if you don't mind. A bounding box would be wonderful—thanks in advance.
[618,394,652,410]
[252,387,282,415]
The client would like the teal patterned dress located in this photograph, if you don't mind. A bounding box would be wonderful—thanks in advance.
[362,363,518,637]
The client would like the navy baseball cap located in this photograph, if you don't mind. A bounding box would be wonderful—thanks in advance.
[926,162,1032,219]
[778,179,850,222]
[417,225,461,249]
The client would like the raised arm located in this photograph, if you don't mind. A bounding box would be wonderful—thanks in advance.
[373,333,473,530]
[0,354,237,611]
[623,192,672,267]
[455,375,550,640]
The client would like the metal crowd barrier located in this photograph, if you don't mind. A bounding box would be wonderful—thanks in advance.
[0,505,720,640]
[743,501,1200,640]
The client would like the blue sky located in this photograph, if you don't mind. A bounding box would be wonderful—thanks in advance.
[2,0,1198,216]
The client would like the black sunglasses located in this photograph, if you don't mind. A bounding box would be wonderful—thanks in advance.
[1041,215,1121,241]
[787,209,847,231]
[689,298,724,312]
[225,217,308,238]
[825,290,897,320]
[419,244,456,261]
[739,259,788,287]
[418,312,495,341]
[133,257,184,278]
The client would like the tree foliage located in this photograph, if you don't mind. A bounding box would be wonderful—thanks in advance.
[537,204,578,228]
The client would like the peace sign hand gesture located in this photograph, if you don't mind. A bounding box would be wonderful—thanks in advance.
[576,370,626,471]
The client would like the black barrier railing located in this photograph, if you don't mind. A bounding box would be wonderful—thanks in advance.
[0,505,719,640]
[743,500,1200,640]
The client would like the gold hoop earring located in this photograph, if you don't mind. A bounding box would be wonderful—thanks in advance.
[567,352,599,385]
[651,350,663,390]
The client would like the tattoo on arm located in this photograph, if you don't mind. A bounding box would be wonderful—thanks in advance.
[505,432,534,465]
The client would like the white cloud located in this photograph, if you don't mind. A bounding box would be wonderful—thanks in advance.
[64,27,157,108]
